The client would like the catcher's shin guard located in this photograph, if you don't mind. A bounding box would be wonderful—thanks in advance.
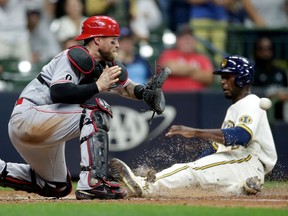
[80,98,112,186]
[78,99,127,199]
[81,127,109,182]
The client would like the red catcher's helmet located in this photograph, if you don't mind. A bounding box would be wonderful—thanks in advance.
[75,16,120,41]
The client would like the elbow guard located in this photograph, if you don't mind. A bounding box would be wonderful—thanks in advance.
[221,126,252,146]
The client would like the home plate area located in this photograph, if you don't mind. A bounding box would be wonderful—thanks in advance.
[0,186,287,208]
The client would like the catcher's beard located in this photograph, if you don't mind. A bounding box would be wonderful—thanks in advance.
[99,47,117,62]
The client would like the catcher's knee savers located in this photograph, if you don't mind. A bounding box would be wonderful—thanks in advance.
[80,98,112,184]
[40,173,72,198]
[0,165,72,198]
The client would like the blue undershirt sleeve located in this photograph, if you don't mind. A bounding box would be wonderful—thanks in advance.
[221,126,252,146]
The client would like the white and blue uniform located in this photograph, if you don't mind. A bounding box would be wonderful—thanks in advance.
[138,94,277,196]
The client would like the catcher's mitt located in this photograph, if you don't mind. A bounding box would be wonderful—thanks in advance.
[142,66,171,116]
[145,66,171,92]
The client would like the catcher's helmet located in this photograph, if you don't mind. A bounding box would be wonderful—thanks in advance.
[75,16,120,41]
[213,55,254,87]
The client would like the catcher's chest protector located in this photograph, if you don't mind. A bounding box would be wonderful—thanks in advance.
[67,46,128,87]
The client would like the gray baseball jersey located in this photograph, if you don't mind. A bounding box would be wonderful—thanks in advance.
[7,48,130,186]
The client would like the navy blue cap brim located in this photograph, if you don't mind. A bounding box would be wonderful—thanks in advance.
[213,69,237,74]
[213,69,223,74]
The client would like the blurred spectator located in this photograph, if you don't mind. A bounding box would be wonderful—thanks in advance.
[0,0,32,61]
[270,91,288,122]
[45,0,58,21]
[226,0,246,25]
[26,2,61,63]
[187,0,233,65]
[253,37,288,87]
[84,0,133,28]
[50,0,86,49]
[117,28,152,84]
[62,36,81,50]
[252,36,288,121]
[162,0,190,32]
[242,0,288,28]
[130,0,163,42]
[156,0,171,26]
[157,25,214,92]
[84,0,162,43]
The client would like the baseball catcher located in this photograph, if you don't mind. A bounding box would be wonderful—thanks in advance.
[67,45,170,116]
[0,15,170,200]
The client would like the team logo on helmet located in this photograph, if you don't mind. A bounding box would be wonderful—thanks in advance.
[221,59,227,68]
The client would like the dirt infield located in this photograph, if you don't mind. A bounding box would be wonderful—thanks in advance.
[0,185,288,208]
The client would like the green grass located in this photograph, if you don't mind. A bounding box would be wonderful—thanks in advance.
[264,180,288,188]
[0,181,287,216]
[0,203,287,216]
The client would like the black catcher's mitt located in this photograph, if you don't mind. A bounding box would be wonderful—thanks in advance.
[142,66,171,115]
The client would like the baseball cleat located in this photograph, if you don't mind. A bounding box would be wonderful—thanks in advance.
[0,168,72,198]
[109,158,143,197]
[75,179,127,200]
[146,169,156,183]
[243,176,263,195]
[75,187,126,200]
[0,175,43,195]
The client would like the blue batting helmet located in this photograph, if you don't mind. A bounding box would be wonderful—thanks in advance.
[213,55,254,87]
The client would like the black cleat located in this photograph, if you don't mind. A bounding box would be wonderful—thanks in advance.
[75,179,127,200]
